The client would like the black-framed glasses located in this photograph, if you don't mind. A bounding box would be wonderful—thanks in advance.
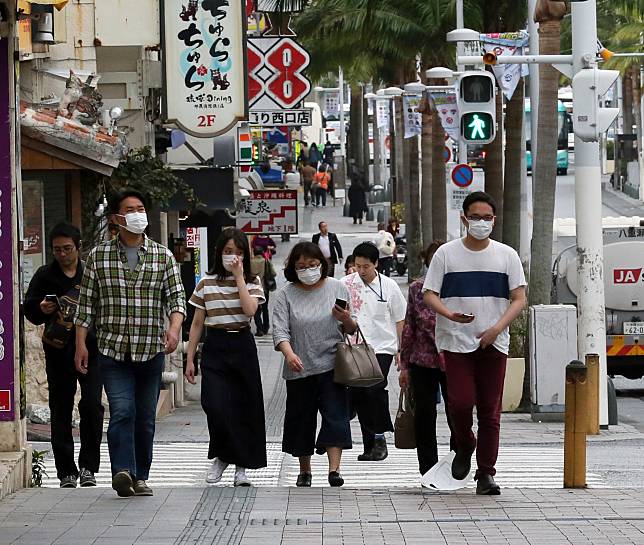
[466,215,495,222]
[53,245,76,255]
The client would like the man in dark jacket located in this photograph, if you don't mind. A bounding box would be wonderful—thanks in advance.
[24,222,103,489]
[312,221,343,278]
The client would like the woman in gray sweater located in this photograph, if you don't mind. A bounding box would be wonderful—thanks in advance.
[273,242,357,487]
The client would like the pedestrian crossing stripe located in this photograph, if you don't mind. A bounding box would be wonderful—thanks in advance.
[41,443,606,490]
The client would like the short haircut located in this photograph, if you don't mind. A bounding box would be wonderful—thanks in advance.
[49,222,81,249]
[318,221,327,230]
[318,164,326,173]
[377,223,385,231]
[284,242,329,283]
[352,242,379,264]
[108,188,148,215]
[463,191,497,215]
[208,228,253,281]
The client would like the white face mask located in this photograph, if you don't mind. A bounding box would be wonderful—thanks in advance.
[467,219,493,240]
[118,212,148,235]
[297,265,322,285]
[222,254,239,272]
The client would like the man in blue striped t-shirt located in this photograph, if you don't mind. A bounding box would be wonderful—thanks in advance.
[423,191,527,495]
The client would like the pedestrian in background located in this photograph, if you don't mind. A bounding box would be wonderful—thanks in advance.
[313,164,331,207]
[185,229,267,487]
[348,172,368,225]
[342,242,407,461]
[252,233,276,258]
[273,242,357,487]
[309,142,322,166]
[25,222,103,489]
[74,188,186,498]
[424,191,527,495]
[344,254,356,276]
[251,247,277,337]
[323,139,335,165]
[312,221,343,278]
[300,162,317,207]
[373,223,395,277]
[399,240,455,475]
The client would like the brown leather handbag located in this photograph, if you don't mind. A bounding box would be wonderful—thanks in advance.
[394,389,416,449]
[334,326,383,387]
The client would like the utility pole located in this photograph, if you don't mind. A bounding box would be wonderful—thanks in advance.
[339,66,346,158]
[571,0,609,427]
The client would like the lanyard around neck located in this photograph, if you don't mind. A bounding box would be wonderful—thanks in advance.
[363,273,385,302]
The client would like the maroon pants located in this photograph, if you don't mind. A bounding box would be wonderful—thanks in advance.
[443,346,507,478]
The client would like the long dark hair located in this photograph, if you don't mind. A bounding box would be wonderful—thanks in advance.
[208,228,253,282]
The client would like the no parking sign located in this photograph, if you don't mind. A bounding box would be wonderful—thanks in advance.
[451,163,474,188]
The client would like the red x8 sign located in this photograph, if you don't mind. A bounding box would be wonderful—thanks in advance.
[247,37,311,110]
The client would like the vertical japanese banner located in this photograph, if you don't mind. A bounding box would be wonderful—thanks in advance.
[164,0,248,137]
[430,92,460,141]
[376,99,390,131]
[0,38,16,421]
[480,31,529,101]
[323,92,340,118]
[403,95,422,139]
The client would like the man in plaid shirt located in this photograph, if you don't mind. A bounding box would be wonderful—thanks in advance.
[74,188,186,498]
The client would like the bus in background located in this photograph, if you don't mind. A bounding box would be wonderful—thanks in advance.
[526,98,570,176]
[558,86,575,152]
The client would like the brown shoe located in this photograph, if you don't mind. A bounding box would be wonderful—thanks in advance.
[112,471,135,497]
[134,480,153,496]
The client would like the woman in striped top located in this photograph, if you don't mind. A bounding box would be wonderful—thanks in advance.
[185,229,267,487]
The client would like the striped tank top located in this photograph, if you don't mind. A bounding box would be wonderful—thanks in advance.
[189,274,265,329]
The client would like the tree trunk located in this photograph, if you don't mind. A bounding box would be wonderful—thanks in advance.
[362,90,371,185]
[349,86,364,171]
[622,69,634,137]
[421,104,433,246]
[631,68,642,160]
[525,18,561,407]
[502,78,525,252]
[432,106,447,240]
[407,135,422,279]
[485,89,504,240]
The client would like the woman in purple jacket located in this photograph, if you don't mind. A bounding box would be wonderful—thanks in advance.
[399,241,455,475]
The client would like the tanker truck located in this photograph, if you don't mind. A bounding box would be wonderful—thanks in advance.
[552,217,644,379]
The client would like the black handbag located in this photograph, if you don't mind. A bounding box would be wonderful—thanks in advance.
[264,258,277,292]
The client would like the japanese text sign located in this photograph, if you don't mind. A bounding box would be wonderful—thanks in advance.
[248,109,311,126]
[164,0,248,137]
[237,190,298,234]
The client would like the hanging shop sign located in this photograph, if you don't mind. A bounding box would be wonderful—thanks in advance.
[163,0,248,137]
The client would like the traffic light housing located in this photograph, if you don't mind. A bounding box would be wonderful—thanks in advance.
[458,71,496,144]
[572,67,619,143]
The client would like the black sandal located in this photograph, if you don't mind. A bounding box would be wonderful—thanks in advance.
[328,471,344,487]
[296,472,312,487]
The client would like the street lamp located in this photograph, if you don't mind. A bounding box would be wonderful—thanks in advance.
[404,82,426,95]
[384,86,404,96]
[426,66,455,81]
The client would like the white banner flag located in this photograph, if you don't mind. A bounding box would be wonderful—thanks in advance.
[403,95,422,139]
[376,99,390,130]
[430,92,459,141]
[480,31,529,101]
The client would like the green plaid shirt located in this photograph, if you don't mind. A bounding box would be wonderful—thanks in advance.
[75,236,186,362]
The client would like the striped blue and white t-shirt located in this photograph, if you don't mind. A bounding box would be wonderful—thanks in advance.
[423,238,526,355]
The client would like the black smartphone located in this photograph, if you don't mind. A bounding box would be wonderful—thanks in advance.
[461,313,475,319]
[45,294,60,306]
[335,298,347,309]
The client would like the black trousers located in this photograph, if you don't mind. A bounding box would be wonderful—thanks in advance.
[45,345,104,480]
[378,256,394,277]
[409,365,456,475]
[254,290,270,333]
[351,353,394,452]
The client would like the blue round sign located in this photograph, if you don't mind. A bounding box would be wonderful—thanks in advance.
[451,163,474,188]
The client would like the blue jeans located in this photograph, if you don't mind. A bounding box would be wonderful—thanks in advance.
[99,352,164,480]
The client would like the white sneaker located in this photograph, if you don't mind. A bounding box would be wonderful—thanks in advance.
[206,458,228,484]
[234,467,252,487]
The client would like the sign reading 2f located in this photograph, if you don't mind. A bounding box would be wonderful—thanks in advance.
[248,37,311,110]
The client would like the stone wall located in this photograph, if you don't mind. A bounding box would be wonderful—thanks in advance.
[25,321,48,407]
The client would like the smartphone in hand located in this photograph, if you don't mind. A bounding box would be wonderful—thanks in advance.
[45,295,60,307]
[335,298,347,309]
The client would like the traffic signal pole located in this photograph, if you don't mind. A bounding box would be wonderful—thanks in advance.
[571,0,608,428]
[456,0,468,165]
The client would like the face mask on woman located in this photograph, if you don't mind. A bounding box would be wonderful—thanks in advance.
[297,265,322,285]
[222,254,238,272]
